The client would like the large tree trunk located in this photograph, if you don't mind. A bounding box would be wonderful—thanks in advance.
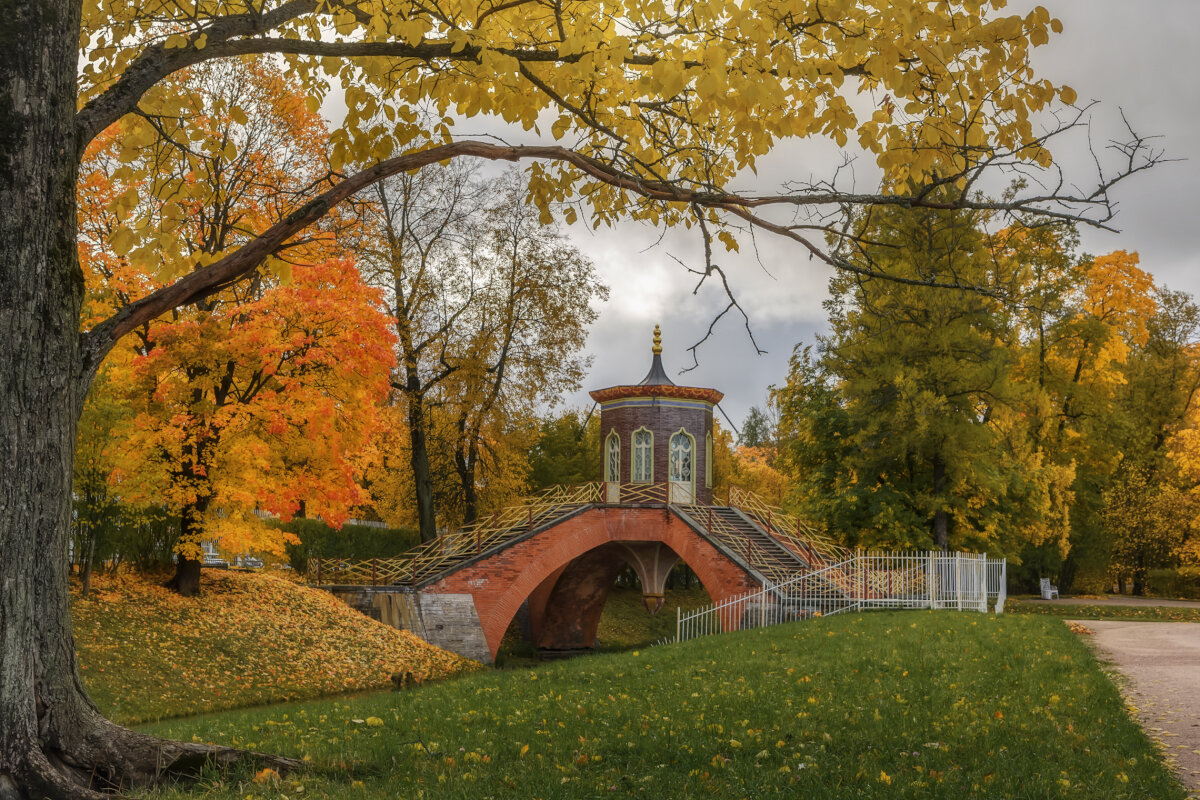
[0,7,298,797]
[455,431,480,525]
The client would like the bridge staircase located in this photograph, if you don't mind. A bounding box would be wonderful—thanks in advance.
[673,505,810,586]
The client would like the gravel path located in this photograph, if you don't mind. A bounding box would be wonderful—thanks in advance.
[1076,620,1200,797]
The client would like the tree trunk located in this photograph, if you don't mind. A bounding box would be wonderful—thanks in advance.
[79,532,97,597]
[166,556,204,597]
[0,8,299,797]
[455,435,480,525]
[408,400,437,543]
[932,454,949,550]
[165,497,209,597]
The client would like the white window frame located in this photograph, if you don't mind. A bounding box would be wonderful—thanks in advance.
[631,426,654,483]
[605,429,621,483]
[669,428,696,485]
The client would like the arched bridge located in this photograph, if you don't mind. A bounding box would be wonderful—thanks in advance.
[312,483,847,664]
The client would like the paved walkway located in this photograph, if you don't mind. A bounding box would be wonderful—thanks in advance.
[1029,595,1200,609]
[1077,620,1200,797]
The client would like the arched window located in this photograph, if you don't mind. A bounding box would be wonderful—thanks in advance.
[605,430,620,483]
[705,432,713,488]
[669,429,694,485]
[632,427,654,482]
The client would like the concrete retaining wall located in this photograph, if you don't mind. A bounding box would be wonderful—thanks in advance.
[324,586,493,665]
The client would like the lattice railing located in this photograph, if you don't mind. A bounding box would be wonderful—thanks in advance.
[676,505,799,586]
[725,486,850,565]
[605,481,669,504]
[310,483,604,586]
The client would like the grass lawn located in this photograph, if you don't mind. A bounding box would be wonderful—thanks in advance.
[596,585,711,650]
[72,571,480,725]
[141,612,1185,799]
[1007,599,1200,623]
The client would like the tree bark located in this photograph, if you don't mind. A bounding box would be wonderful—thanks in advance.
[932,454,949,550]
[454,419,481,525]
[0,7,298,797]
[165,496,209,597]
[408,406,438,543]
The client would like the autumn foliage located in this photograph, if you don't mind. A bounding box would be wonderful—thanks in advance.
[76,61,396,582]
[72,570,478,725]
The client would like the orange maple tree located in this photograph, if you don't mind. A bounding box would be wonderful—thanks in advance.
[79,59,395,595]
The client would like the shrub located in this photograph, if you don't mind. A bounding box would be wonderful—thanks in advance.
[1145,567,1200,599]
[275,518,420,573]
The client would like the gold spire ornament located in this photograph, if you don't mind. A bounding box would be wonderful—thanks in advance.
[652,324,662,355]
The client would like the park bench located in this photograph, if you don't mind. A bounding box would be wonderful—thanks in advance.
[1040,577,1059,600]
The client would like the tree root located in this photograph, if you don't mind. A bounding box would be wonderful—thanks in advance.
[4,720,303,800]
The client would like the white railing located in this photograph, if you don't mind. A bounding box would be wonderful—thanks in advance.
[675,551,1006,643]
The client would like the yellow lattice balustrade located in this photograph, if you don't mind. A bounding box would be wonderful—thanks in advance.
[726,486,850,565]
[309,483,605,586]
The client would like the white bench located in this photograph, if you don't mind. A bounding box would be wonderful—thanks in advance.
[1040,577,1059,600]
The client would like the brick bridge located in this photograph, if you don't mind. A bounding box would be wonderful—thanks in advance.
[312,483,846,664]
[314,331,848,664]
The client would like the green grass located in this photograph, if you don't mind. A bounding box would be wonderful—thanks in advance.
[1007,599,1200,623]
[142,612,1185,799]
[595,586,711,650]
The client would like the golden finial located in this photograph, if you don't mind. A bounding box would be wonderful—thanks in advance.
[652,324,663,355]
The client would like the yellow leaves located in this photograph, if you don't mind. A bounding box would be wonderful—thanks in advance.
[71,570,481,726]
[649,60,688,98]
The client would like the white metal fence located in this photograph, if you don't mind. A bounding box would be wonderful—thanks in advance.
[676,551,1006,643]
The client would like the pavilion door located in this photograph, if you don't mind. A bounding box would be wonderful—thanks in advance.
[668,431,695,504]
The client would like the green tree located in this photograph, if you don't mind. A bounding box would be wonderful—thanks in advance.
[71,366,130,595]
[778,200,1070,553]
[528,410,602,491]
[1104,465,1190,596]
[738,405,775,448]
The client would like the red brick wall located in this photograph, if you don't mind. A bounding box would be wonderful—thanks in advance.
[600,400,714,504]
[424,507,759,659]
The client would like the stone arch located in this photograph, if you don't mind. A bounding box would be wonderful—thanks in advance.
[422,507,761,659]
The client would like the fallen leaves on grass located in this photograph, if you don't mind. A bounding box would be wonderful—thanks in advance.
[71,571,481,724]
[1065,622,1096,635]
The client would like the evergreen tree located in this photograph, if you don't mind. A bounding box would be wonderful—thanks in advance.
[778,199,1067,552]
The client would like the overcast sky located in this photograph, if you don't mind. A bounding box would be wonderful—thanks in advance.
[553,0,1200,430]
